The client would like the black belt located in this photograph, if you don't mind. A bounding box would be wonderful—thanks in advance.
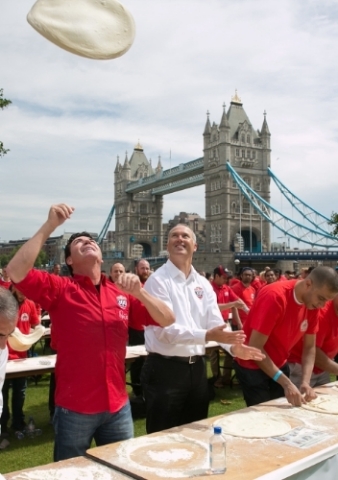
[148,352,202,364]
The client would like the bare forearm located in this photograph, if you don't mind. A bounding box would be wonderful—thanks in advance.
[315,348,338,375]
[219,302,237,311]
[301,346,316,384]
[7,221,56,283]
[137,289,175,327]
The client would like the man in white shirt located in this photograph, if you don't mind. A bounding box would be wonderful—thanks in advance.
[142,224,265,433]
[0,288,19,437]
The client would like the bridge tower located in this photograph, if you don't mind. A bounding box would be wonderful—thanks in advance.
[114,142,164,259]
[203,91,271,255]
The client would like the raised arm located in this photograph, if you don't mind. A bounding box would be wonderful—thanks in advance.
[7,204,74,283]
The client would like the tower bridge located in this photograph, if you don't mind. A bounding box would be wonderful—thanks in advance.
[105,91,337,269]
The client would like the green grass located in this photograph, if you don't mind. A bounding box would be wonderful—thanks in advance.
[0,359,245,475]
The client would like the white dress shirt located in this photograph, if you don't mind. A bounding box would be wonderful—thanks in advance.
[0,346,8,434]
[144,260,231,356]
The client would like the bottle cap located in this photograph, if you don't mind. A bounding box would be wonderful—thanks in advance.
[214,426,222,434]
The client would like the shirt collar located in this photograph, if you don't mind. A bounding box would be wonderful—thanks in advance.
[166,259,196,282]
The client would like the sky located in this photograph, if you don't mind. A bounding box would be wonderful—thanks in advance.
[1,0,338,245]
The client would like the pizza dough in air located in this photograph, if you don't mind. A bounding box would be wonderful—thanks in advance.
[27,0,136,60]
[302,395,338,415]
[217,411,292,438]
[8,325,45,352]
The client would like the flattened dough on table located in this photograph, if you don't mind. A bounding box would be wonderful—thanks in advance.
[302,395,338,415]
[27,0,135,60]
[217,411,292,438]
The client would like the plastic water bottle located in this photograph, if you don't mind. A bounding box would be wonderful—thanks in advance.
[209,426,226,474]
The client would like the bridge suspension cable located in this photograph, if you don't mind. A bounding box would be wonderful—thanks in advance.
[97,204,115,245]
[268,168,332,235]
[226,163,338,249]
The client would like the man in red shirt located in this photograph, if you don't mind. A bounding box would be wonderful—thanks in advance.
[210,266,245,387]
[230,267,255,326]
[7,203,175,461]
[234,267,338,407]
[289,295,338,387]
[0,266,11,290]
[128,259,151,398]
[1,286,40,435]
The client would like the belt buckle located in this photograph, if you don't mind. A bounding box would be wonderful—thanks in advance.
[188,356,195,364]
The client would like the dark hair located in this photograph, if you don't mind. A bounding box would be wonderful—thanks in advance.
[64,232,94,276]
[308,266,338,293]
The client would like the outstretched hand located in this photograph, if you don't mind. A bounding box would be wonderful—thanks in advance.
[206,325,246,344]
[47,204,74,229]
[230,344,265,361]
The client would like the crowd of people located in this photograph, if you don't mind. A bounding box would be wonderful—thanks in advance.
[1,203,338,464]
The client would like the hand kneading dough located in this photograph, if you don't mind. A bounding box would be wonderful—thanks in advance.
[8,325,46,352]
[217,411,292,438]
[27,0,135,60]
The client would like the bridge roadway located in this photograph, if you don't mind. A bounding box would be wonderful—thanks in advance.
[125,157,204,194]
[235,250,338,262]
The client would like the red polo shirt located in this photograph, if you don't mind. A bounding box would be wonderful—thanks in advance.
[237,280,319,370]
[15,269,155,414]
[230,282,256,324]
[211,281,239,321]
[289,301,338,374]
[8,299,40,360]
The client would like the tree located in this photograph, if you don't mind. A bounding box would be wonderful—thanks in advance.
[0,88,12,157]
[329,212,338,237]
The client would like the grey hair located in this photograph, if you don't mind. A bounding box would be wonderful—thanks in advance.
[0,287,18,323]
[308,266,338,293]
[168,224,197,243]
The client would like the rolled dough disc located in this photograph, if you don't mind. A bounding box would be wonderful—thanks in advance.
[302,395,338,415]
[8,325,45,352]
[27,0,135,60]
[217,411,292,438]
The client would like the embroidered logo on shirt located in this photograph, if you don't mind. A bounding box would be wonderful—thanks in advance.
[119,310,128,321]
[300,319,308,332]
[20,313,29,322]
[194,287,203,299]
[116,295,128,309]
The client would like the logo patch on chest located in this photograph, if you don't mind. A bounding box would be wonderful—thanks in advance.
[117,295,128,309]
[194,287,204,299]
[20,313,29,322]
[300,319,308,332]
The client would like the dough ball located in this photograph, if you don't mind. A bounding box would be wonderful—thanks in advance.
[27,0,136,60]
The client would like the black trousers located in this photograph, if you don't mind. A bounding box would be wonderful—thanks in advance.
[128,328,145,397]
[1,377,27,431]
[234,360,290,407]
[141,354,209,434]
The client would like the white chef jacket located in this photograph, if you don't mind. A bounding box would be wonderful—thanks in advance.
[144,260,232,356]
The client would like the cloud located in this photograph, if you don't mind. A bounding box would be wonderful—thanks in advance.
[1,0,337,247]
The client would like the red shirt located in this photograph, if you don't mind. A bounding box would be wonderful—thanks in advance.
[0,279,11,289]
[8,299,40,360]
[15,269,156,414]
[237,280,319,370]
[128,283,158,331]
[211,282,238,321]
[230,282,256,324]
[289,301,338,374]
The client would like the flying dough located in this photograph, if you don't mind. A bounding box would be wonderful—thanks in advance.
[27,0,135,60]
[8,325,46,352]
[217,411,292,438]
